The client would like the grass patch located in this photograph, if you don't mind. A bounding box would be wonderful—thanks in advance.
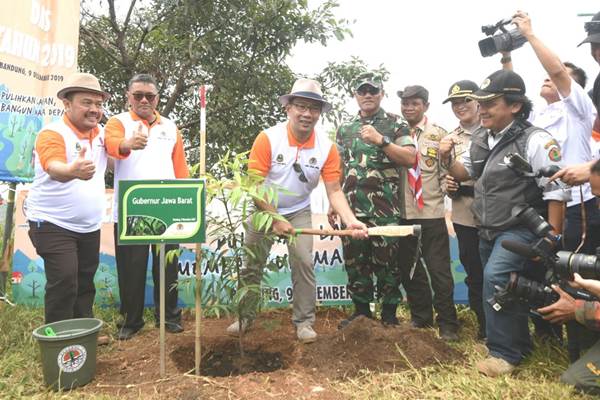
[0,298,597,399]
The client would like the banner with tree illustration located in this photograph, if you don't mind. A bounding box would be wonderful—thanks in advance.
[0,0,79,182]
[12,190,469,309]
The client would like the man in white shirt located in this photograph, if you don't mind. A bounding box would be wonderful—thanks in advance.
[511,11,600,361]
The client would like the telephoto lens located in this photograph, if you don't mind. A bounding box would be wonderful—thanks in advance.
[556,251,600,280]
[506,272,557,309]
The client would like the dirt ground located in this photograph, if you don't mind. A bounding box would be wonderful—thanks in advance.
[81,309,463,399]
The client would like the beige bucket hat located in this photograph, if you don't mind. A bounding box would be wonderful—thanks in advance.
[278,78,332,113]
[56,72,111,100]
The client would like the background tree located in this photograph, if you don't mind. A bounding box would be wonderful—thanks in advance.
[79,0,353,169]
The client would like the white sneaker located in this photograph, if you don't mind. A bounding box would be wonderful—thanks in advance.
[226,319,251,336]
[297,325,317,343]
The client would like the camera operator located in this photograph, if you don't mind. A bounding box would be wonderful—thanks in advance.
[506,11,600,360]
[439,70,569,377]
[578,12,600,139]
[536,273,600,395]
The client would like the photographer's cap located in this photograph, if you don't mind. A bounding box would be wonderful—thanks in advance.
[353,72,383,91]
[469,70,526,101]
[397,85,429,102]
[578,11,600,46]
[442,80,479,104]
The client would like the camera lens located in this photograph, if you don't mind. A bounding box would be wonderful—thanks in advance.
[510,275,557,308]
[557,251,600,280]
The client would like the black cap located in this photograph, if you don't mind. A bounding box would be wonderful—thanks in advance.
[442,80,479,104]
[469,70,526,101]
[578,11,600,46]
[397,85,429,102]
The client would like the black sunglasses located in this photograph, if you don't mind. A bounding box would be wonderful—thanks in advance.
[292,162,308,183]
[356,87,380,96]
[132,92,157,102]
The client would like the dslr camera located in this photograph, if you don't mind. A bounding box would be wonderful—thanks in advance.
[478,17,527,57]
[491,205,600,312]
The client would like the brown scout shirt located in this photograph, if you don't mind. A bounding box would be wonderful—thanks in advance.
[445,125,479,227]
[404,117,447,220]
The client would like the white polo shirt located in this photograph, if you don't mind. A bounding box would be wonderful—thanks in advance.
[530,78,597,206]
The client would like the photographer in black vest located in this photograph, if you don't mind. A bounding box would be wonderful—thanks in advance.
[439,69,569,377]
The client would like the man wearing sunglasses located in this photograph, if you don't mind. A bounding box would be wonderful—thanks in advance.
[105,73,189,340]
[227,78,367,343]
[334,72,418,328]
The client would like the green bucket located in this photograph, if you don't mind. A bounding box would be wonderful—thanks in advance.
[32,318,103,390]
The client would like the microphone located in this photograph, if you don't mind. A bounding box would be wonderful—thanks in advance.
[501,240,538,259]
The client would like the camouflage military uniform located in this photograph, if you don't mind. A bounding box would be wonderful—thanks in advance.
[336,108,413,304]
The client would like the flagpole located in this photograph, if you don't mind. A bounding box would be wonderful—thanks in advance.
[194,85,206,376]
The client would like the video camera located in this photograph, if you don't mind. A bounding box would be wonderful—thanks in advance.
[490,204,600,312]
[478,17,527,57]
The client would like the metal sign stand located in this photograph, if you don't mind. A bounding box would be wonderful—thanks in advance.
[159,243,166,377]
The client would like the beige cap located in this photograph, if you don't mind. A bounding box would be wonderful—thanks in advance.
[57,72,111,100]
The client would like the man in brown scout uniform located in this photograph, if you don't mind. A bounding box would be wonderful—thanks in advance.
[397,85,459,341]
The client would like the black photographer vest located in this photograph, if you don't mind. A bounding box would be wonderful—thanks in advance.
[470,120,545,241]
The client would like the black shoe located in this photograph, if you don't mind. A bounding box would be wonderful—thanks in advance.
[439,327,459,342]
[381,303,399,326]
[338,302,372,330]
[155,321,184,333]
[117,327,141,341]
[410,320,433,329]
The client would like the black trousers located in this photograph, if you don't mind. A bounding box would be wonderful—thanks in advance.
[113,225,181,330]
[454,223,485,335]
[399,218,458,330]
[564,199,600,362]
[28,221,100,324]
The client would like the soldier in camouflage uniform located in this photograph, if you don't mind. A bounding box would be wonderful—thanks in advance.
[335,72,417,327]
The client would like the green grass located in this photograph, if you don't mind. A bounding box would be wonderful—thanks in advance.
[0,298,597,399]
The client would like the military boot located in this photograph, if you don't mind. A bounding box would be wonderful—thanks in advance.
[381,303,399,326]
[338,302,372,329]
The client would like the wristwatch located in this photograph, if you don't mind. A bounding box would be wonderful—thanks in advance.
[379,135,391,148]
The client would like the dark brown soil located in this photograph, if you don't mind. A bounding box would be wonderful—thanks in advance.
[81,309,463,399]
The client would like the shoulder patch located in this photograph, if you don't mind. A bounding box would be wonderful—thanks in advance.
[544,138,559,149]
[548,146,561,162]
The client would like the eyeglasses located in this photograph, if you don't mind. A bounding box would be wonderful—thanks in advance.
[356,87,380,96]
[292,162,308,183]
[131,92,157,102]
[291,102,321,114]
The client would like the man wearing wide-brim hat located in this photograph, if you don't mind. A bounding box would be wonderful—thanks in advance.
[26,72,115,324]
[439,69,569,377]
[226,78,368,343]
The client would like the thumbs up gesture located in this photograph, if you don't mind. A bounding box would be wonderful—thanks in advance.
[71,146,96,180]
[127,122,148,151]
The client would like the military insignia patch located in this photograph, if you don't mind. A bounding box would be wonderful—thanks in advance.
[480,78,491,90]
[427,147,438,158]
[451,84,461,94]
[425,158,435,167]
[548,147,562,162]
[544,138,559,149]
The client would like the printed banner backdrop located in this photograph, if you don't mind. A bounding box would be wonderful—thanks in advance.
[0,0,80,182]
[11,189,469,308]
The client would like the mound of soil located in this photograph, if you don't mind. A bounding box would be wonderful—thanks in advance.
[85,309,464,399]
[301,316,461,378]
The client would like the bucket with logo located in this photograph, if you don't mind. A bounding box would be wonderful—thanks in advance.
[32,318,103,390]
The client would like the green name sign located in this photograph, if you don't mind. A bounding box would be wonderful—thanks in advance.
[118,179,206,244]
